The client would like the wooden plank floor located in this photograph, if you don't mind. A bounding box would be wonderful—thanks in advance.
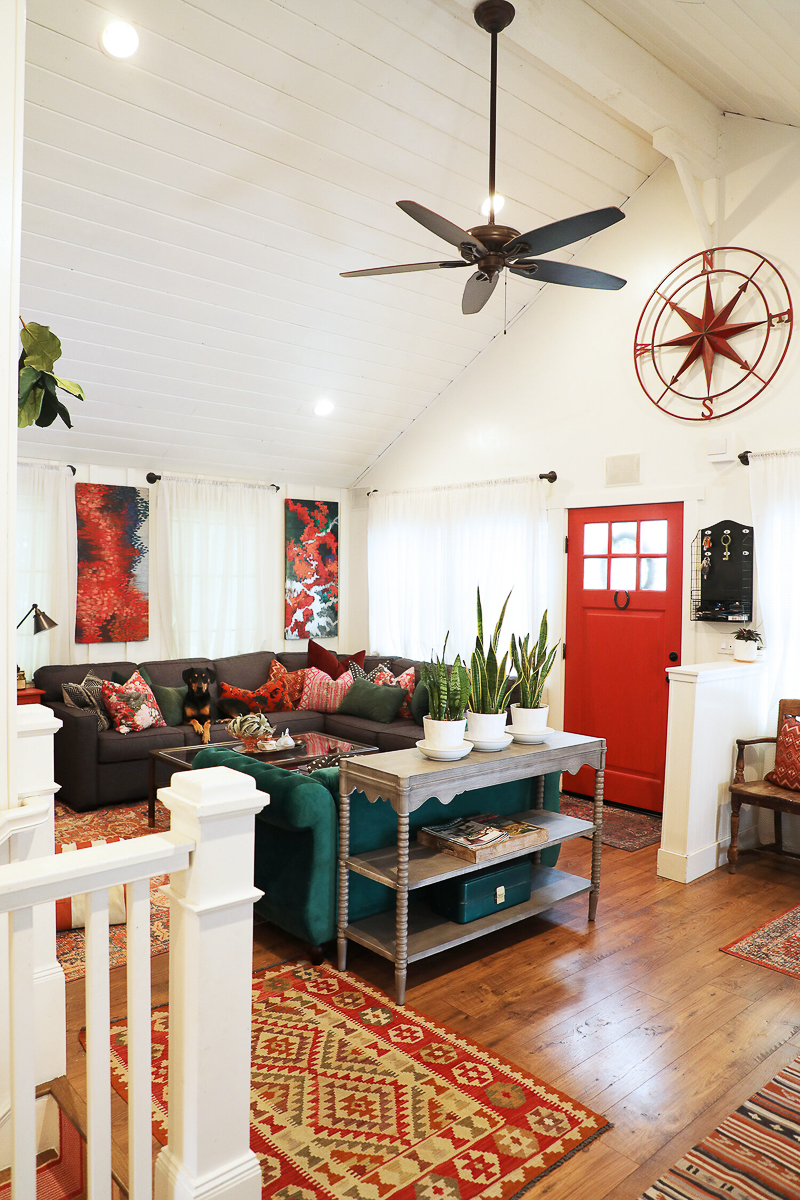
[63,838,800,1199]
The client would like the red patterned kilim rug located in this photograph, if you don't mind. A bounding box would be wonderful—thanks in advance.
[637,1054,800,1199]
[559,793,662,852]
[55,797,171,983]
[720,906,800,980]
[103,960,611,1199]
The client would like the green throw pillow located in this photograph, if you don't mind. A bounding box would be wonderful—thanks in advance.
[139,666,187,728]
[336,677,406,723]
[409,680,429,726]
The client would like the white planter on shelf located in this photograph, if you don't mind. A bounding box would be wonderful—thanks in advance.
[466,710,508,743]
[733,640,759,662]
[510,703,550,734]
[423,716,467,749]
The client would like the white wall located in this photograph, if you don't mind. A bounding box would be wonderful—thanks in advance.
[357,114,800,720]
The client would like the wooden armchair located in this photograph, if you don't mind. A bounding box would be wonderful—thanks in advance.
[728,698,800,873]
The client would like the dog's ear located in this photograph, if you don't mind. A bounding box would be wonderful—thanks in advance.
[182,668,193,684]
[206,669,216,683]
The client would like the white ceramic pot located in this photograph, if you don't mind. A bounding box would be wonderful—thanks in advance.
[466,711,508,742]
[733,640,758,662]
[510,704,550,734]
[423,716,467,749]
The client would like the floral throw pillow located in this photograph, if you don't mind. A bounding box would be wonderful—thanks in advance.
[765,715,800,791]
[350,662,392,684]
[267,659,306,707]
[219,678,292,714]
[298,667,354,713]
[374,665,416,719]
[101,670,167,734]
[62,671,112,731]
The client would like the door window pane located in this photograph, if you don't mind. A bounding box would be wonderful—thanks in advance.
[640,520,668,554]
[583,558,607,589]
[583,523,608,555]
[610,557,636,590]
[640,557,667,591]
[611,521,637,553]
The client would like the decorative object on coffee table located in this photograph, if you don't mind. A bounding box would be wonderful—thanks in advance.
[99,960,612,1198]
[418,633,470,751]
[510,608,559,739]
[467,586,515,745]
[225,711,274,753]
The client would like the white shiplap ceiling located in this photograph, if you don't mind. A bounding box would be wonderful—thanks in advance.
[17,0,800,486]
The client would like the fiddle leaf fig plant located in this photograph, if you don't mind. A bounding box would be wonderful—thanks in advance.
[510,610,559,709]
[419,634,470,721]
[469,586,515,714]
[18,320,85,429]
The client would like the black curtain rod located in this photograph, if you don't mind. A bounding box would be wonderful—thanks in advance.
[739,451,751,465]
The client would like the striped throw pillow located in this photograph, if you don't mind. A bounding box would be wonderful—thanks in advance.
[54,837,126,929]
[297,667,354,713]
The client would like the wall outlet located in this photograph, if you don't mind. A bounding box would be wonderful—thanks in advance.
[718,639,736,655]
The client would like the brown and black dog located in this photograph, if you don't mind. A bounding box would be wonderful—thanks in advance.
[182,666,216,743]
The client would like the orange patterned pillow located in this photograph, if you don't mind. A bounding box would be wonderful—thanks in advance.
[765,716,800,791]
[267,659,306,708]
[219,678,292,714]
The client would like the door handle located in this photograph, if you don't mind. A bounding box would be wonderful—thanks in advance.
[668,652,679,662]
[613,590,630,610]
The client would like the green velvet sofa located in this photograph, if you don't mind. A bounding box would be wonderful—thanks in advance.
[191,745,561,958]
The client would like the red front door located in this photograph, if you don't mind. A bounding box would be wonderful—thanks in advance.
[563,502,683,812]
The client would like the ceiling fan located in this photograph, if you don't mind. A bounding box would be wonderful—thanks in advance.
[341,0,626,314]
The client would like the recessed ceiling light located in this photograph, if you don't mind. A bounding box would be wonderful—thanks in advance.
[100,20,139,58]
[314,399,334,416]
[481,194,504,217]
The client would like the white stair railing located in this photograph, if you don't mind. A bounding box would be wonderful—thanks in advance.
[1,764,266,1200]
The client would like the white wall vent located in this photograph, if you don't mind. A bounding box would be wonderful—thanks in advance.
[605,454,640,487]
[350,488,369,510]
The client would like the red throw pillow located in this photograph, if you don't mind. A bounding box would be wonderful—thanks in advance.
[765,715,800,791]
[267,659,306,707]
[307,639,366,680]
[219,678,292,714]
[297,667,354,713]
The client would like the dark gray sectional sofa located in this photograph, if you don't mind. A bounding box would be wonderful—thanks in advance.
[35,650,423,813]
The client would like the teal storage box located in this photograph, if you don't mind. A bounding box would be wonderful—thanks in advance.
[429,859,532,924]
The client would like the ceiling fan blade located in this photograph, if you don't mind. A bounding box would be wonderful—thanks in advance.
[511,260,626,290]
[341,260,467,278]
[397,201,487,257]
[503,207,625,260]
[462,270,498,314]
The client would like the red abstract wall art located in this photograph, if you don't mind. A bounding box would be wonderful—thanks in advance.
[285,500,338,639]
[75,483,149,643]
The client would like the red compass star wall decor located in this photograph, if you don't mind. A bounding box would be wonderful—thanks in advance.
[634,247,792,420]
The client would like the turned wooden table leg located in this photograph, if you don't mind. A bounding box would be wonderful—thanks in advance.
[776,810,784,854]
[337,787,350,971]
[728,796,742,873]
[532,774,545,865]
[395,812,410,1006]
[589,765,604,921]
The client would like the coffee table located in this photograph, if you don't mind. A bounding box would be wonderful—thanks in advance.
[148,731,379,827]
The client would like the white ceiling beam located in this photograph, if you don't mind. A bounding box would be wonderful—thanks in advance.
[448,0,722,168]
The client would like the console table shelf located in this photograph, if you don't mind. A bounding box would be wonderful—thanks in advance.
[338,732,606,1004]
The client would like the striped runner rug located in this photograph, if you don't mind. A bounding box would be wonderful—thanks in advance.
[639,1054,800,1199]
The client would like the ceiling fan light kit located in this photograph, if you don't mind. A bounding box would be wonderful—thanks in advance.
[341,1,627,314]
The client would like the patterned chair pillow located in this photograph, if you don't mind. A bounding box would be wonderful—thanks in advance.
[350,662,392,684]
[219,678,292,714]
[297,666,354,713]
[267,659,306,707]
[55,837,126,929]
[765,715,800,791]
[374,665,416,720]
[62,670,112,731]
[101,670,167,734]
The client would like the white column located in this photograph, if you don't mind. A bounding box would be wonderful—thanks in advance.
[154,766,266,1200]
[658,661,767,883]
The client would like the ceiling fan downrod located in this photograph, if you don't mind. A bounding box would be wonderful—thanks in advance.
[474,2,515,227]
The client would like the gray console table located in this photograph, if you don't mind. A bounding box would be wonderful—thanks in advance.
[337,731,606,1004]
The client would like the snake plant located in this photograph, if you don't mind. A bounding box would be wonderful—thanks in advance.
[510,610,559,709]
[468,587,515,714]
[419,634,470,721]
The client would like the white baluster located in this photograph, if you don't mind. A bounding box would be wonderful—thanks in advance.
[10,906,35,1200]
[154,766,266,1200]
[85,889,111,1200]
[126,878,152,1200]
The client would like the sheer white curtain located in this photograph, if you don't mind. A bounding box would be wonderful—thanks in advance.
[16,462,77,677]
[368,477,547,661]
[156,476,282,659]
[749,450,800,718]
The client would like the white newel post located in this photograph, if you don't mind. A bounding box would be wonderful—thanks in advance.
[154,766,266,1200]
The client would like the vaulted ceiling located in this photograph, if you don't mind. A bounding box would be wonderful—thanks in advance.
[18,0,800,486]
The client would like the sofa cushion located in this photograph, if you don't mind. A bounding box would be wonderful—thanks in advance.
[213,652,276,691]
[35,661,137,703]
[219,678,292,714]
[268,659,307,706]
[321,714,389,746]
[307,639,366,680]
[97,724,182,763]
[101,670,167,734]
[62,671,112,732]
[374,665,416,719]
[377,722,426,752]
[410,681,429,725]
[276,652,307,671]
[138,658,218,698]
[140,668,186,727]
[298,667,354,713]
[336,677,406,724]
